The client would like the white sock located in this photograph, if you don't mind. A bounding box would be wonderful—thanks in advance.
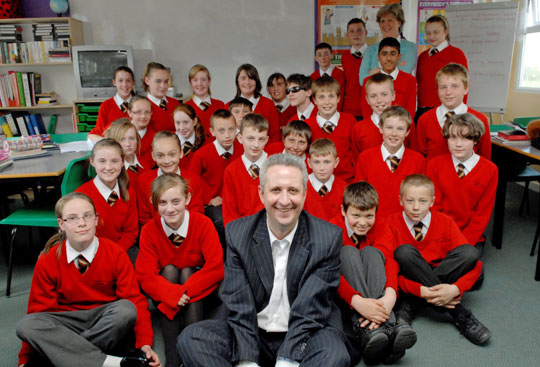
[102,355,123,367]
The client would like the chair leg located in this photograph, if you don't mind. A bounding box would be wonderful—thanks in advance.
[6,227,17,298]
[531,186,540,257]
[519,182,530,216]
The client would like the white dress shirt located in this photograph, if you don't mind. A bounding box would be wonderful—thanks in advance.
[124,155,144,170]
[241,152,268,174]
[193,95,211,109]
[296,102,315,120]
[316,111,340,130]
[113,93,132,109]
[436,103,468,129]
[381,143,405,171]
[309,173,335,192]
[371,112,381,128]
[452,153,479,176]
[161,211,189,237]
[242,95,260,110]
[213,140,234,156]
[403,211,431,239]
[147,93,167,108]
[93,176,120,202]
[66,237,99,265]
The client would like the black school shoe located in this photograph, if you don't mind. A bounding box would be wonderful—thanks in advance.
[120,349,151,367]
[452,308,492,346]
[352,321,389,365]
[394,296,417,326]
[383,323,417,364]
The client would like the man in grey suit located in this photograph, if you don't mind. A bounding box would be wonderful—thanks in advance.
[177,153,349,367]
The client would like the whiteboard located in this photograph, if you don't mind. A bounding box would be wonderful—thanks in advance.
[446,2,519,113]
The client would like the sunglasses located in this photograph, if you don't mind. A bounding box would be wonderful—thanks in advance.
[286,86,305,95]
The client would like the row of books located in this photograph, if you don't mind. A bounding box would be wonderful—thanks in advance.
[0,39,71,64]
[492,129,531,147]
[0,71,43,107]
[0,24,22,43]
[33,23,71,41]
[0,112,48,137]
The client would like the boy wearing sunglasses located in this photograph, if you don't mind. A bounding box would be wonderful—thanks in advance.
[286,73,318,122]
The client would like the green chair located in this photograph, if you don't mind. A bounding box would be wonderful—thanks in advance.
[0,154,92,297]
[50,132,89,144]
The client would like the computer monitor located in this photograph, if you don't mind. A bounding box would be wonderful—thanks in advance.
[72,45,135,99]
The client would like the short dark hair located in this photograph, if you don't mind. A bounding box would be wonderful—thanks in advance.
[283,120,312,145]
[378,37,400,54]
[315,42,332,53]
[347,18,366,29]
[442,113,485,143]
[343,182,379,211]
[287,74,312,90]
[235,64,262,98]
[228,97,253,111]
[267,72,286,88]
[210,109,235,128]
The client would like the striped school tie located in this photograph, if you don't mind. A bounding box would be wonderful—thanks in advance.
[76,255,89,275]
[128,165,138,173]
[353,51,362,59]
[322,121,335,134]
[457,163,466,179]
[430,48,439,57]
[168,233,185,248]
[183,141,194,156]
[120,101,129,113]
[445,111,455,123]
[249,164,260,179]
[389,155,400,172]
[107,191,119,206]
[221,152,232,160]
[200,101,211,111]
[159,99,167,111]
[318,185,328,197]
[300,115,306,121]
[413,222,424,241]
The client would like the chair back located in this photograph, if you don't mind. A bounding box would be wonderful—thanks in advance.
[61,154,94,195]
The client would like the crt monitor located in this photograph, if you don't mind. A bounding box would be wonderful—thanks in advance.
[72,45,134,99]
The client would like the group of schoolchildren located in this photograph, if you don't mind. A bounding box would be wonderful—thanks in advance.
[16,6,499,367]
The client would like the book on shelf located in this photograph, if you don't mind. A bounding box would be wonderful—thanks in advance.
[35,91,58,105]
[0,112,48,136]
[496,130,530,141]
[0,39,71,64]
[0,71,48,107]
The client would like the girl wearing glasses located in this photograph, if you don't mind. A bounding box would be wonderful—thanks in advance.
[127,96,156,170]
[16,192,161,367]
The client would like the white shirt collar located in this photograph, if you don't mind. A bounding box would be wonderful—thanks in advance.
[161,211,189,238]
[193,95,211,107]
[316,111,339,129]
[113,93,131,108]
[371,112,381,128]
[124,155,143,170]
[433,40,449,53]
[309,172,335,192]
[93,176,120,202]
[267,218,299,247]
[381,143,405,161]
[452,153,479,175]
[177,132,195,146]
[343,213,354,238]
[274,97,290,111]
[213,140,234,156]
[436,103,468,127]
[351,44,368,54]
[147,93,166,107]
[131,121,147,139]
[241,152,267,174]
[241,95,260,110]
[382,68,400,80]
[157,167,181,177]
[403,210,431,237]
[66,237,99,264]
[319,65,334,77]
[297,102,315,119]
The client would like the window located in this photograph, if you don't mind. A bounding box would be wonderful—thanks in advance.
[517,0,540,91]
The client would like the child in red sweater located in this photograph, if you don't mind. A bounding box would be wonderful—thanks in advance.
[311,42,345,111]
[185,64,225,139]
[351,73,394,159]
[136,174,224,367]
[16,193,160,367]
[222,113,269,226]
[416,63,491,161]
[427,113,498,246]
[76,139,138,256]
[267,72,296,132]
[286,73,318,122]
[360,37,417,127]
[305,138,346,220]
[127,95,156,170]
[88,66,134,143]
[136,131,205,227]
[332,182,415,365]
[355,106,425,218]
[389,174,491,346]
[416,15,468,121]
[142,62,180,132]
[229,64,280,142]
[228,96,253,135]
[306,75,356,182]
[173,103,206,170]
[342,18,368,120]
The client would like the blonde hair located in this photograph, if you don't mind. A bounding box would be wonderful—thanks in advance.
[141,62,170,93]
[90,139,130,202]
[311,75,340,98]
[152,130,182,151]
[436,63,469,89]
[188,64,212,96]
[105,118,141,156]
[151,173,189,211]
[240,113,269,134]
[380,106,412,130]
[128,95,152,111]
[400,174,435,197]
[309,138,337,157]
[365,73,394,93]
[376,3,405,32]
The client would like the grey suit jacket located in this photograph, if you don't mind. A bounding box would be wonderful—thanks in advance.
[222,209,344,363]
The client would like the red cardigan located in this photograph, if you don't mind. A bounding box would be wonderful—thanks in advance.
[135,168,205,226]
[185,97,225,140]
[427,154,498,244]
[137,127,156,171]
[388,211,483,297]
[19,238,153,365]
[305,177,347,221]
[310,67,346,111]
[341,50,363,116]
[415,107,491,161]
[89,97,129,136]
[355,146,426,218]
[136,213,224,320]
[417,45,468,108]
[331,215,398,304]
[305,112,356,182]
[148,96,180,132]
[188,141,243,201]
[75,180,138,252]
[351,117,383,160]
[222,157,264,226]
[278,104,297,131]
[360,71,417,122]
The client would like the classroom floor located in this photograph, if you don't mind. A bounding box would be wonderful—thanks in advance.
[1,182,539,367]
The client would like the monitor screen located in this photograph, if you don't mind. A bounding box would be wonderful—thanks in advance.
[78,50,130,88]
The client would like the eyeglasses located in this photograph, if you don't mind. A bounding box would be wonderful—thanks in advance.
[286,86,305,95]
[62,212,97,224]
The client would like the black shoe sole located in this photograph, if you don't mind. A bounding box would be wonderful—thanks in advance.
[362,332,390,365]
[393,326,417,352]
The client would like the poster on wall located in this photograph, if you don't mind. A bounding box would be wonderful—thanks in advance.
[315,0,399,67]
[417,0,473,55]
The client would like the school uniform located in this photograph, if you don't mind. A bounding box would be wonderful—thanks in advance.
[147,94,180,132]
[136,212,224,320]
[177,133,199,171]
[136,126,156,171]
[135,167,205,226]
[17,237,153,367]
[75,176,138,252]
[360,69,418,125]
[185,96,225,139]
[264,142,312,175]
[427,153,498,245]
[415,104,491,161]
[222,153,266,226]
[306,111,356,182]
[227,95,280,143]
[342,44,367,117]
[305,173,346,221]
[89,94,131,136]
[417,42,468,108]
[289,102,318,122]
[355,145,426,218]
[310,66,346,111]
[275,98,297,131]
[351,113,383,160]
[389,210,483,297]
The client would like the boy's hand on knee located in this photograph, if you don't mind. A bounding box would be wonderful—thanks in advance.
[178,293,191,307]
[379,288,397,314]
[141,345,162,367]
[426,284,461,307]
[351,295,389,325]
